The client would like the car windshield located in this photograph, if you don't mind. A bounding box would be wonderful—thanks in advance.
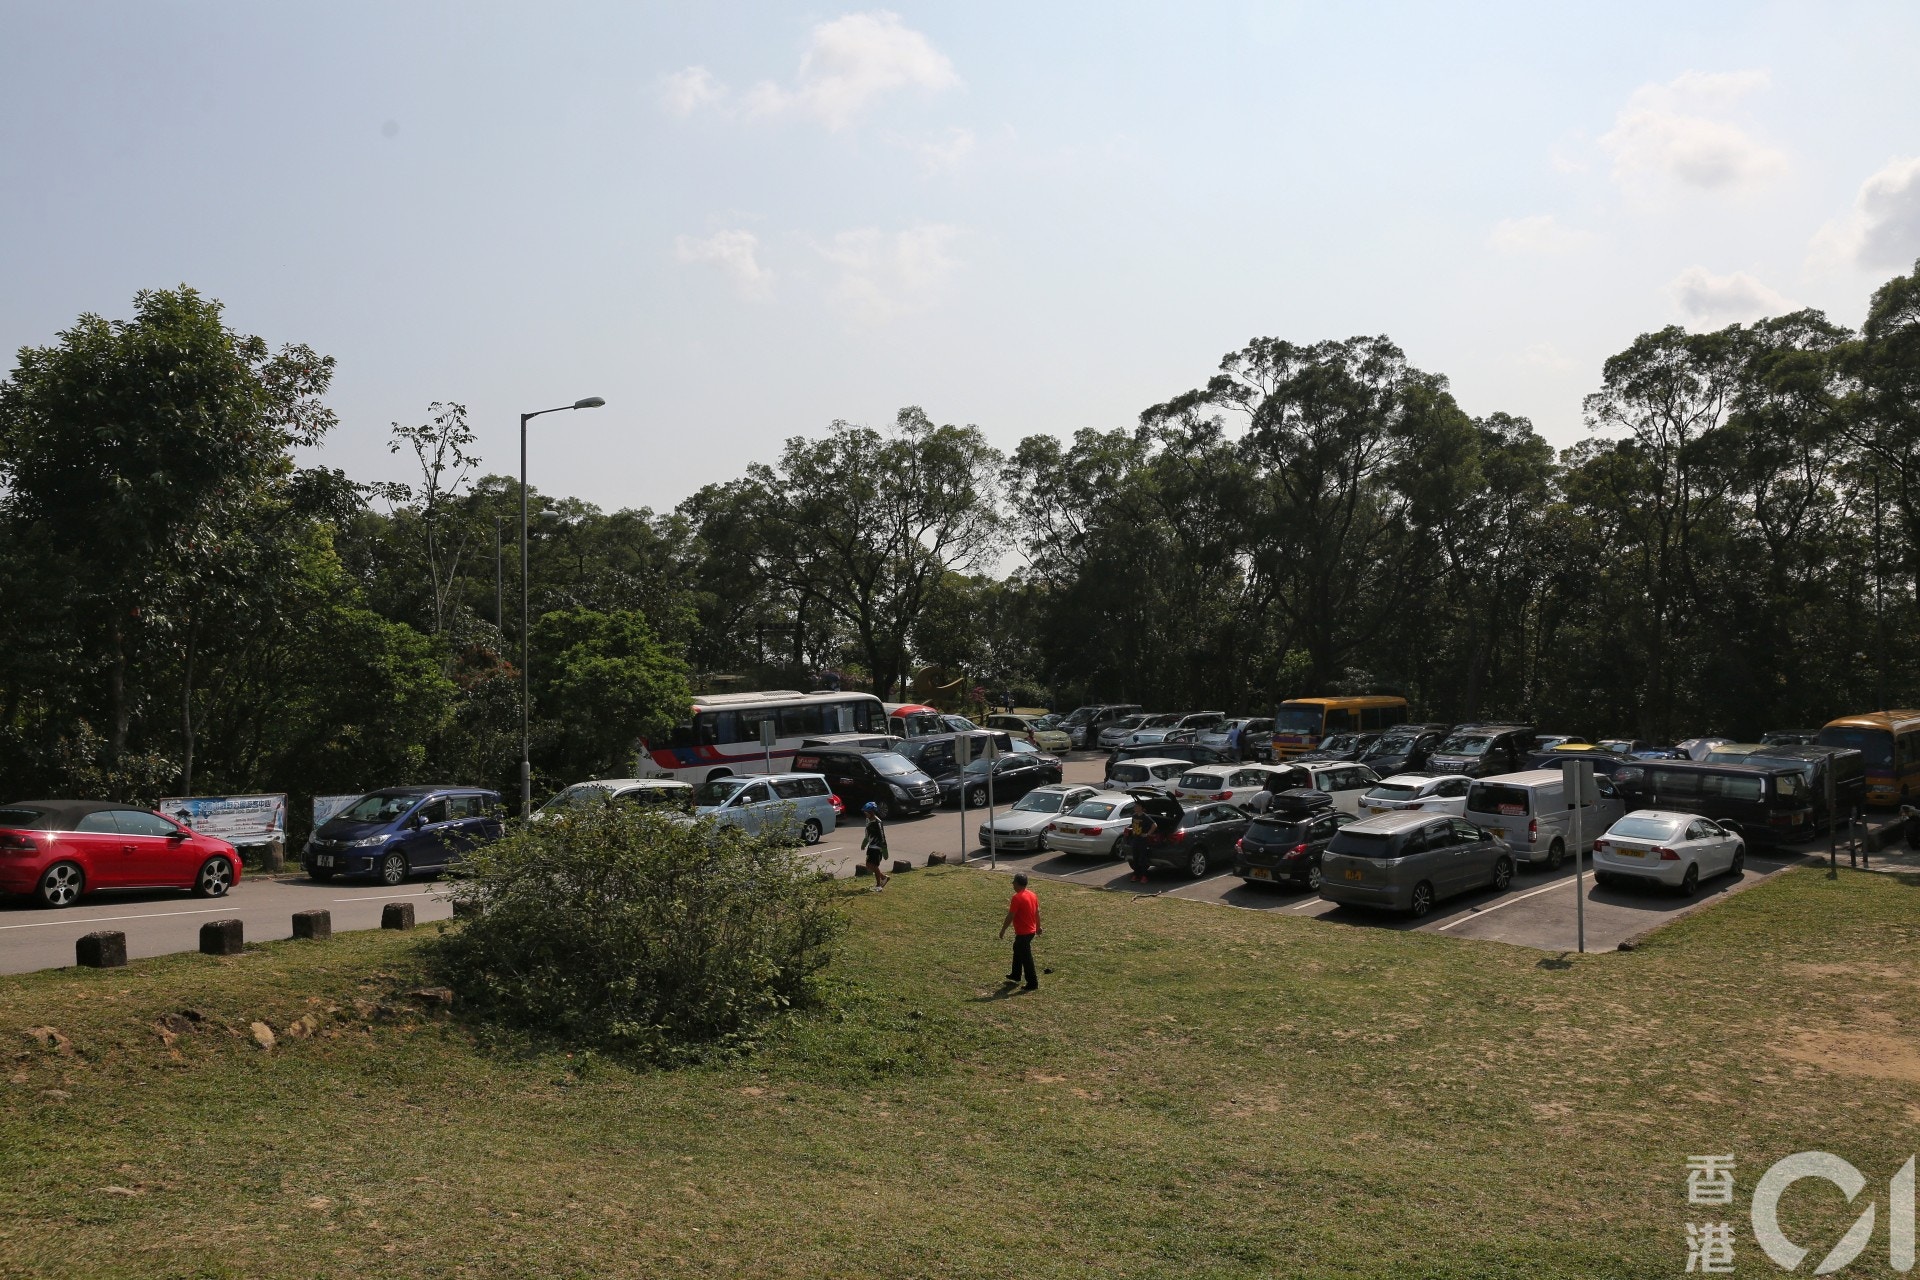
[1704,749,1754,765]
[1248,817,1307,841]
[338,792,420,823]
[1319,734,1361,753]
[1329,830,1398,859]
[1597,740,1636,754]
[1061,708,1095,725]
[1439,735,1491,756]
[1274,706,1324,734]
[1068,800,1120,819]
[1817,727,1894,769]
[1109,764,1148,783]
[868,752,918,777]
[1013,791,1067,813]
[1364,735,1414,759]
[693,778,747,807]
[1139,715,1178,728]
[1609,815,1683,841]
[1366,782,1419,800]
[543,783,615,811]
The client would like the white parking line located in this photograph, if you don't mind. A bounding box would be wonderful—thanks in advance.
[1290,896,1327,910]
[331,890,438,902]
[0,903,253,930]
[1434,876,1573,931]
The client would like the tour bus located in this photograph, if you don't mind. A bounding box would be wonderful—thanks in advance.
[1270,696,1410,758]
[648,690,889,783]
[1816,710,1920,807]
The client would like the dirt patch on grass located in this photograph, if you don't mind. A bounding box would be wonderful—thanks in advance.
[1774,1028,1920,1082]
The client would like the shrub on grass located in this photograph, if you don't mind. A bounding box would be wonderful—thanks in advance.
[434,805,845,1062]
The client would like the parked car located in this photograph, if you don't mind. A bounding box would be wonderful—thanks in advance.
[1611,760,1816,846]
[939,714,980,733]
[1064,704,1144,749]
[1524,745,1642,778]
[884,703,948,738]
[1761,729,1818,747]
[1591,809,1745,895]
[937,751,1062,807]
[1676,736,1737,761]
[1119,713,1185,747]
[1106,756,1197,792]
[0,799,243,908]
[1533,734,1586,751]
[1292,760,1383,815]
[1595,738,1657,756]
[1299,732,1379,763]
[1097,714,1154,750]
[799,732,906,752]
[1426,724,1536,777]
[1741,745,1867,828]
[1128,711,1224,747]
[1358,773,1472,817]
[532,778,693,821]
[306,786,504,884]
[1197,717,1276,762]
[977,784,1098,853]
[1463,769,1623,870]
[1107,742,1233,771]
[1318,812,1515,918]
[1234,792,1352,890]
[789,747,941,819]
[895,731,1015,780]
[1358,723,1451,775]
[1172,763,1296,808]
[1121,790,1250,879]
[690,773,836,844]
[985,714,1073,753]
[1702,742,1766,765]
[1043,791,1139,857]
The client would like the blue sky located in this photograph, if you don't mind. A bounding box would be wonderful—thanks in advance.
[3,2,1918,513]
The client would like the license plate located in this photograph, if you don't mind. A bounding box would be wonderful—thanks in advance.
[1491,828,1505,838]
[1369,805,1388,814]
[1344,868,1365,881]
[314,854,334,867]
[1248,867,1272,880]
[1616,848,1644,857]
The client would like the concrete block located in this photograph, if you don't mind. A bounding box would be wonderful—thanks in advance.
[76,931,127,968]
[199,919,244,956]
[291,909,331,941]
[381,902,415,931]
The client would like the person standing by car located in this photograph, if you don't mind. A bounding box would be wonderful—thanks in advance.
[861,802,891,892]
[1246,781,1274,815]
[1227,720,1244,762]
[1126,807,1156,883]
[999,873,1041,990]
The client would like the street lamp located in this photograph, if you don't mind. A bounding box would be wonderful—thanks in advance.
[520,396,606,816]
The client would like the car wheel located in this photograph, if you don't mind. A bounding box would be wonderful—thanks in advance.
[872,797,892,821]
[379,852,407,887]
[1491,855,1513,892]
[1186,847,1210,878]
[1409,880,1434,918]
[194,855,235,898]
[307,865,336,882]
[1304,861,1323,892]
[968,785,988,807]
[706,768,733,783]
[1730,844,1745,875]
[1546,838,1566,871]
[1593,870,1615,888]
[35,862,84,908]
[1678,863,1699,897]
[800,818,823,846]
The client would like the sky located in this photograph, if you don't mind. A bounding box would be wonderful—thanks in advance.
[3,1,1919,515]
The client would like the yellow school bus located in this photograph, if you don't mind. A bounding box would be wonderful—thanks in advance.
[1816,710,1920,806]
[1270,696,1410,758]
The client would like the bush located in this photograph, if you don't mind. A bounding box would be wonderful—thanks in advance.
[434,805,845,1063]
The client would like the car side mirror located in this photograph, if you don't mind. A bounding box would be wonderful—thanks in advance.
[168,830,189,840]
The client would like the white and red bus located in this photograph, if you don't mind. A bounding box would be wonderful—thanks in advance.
[647,690,889,782]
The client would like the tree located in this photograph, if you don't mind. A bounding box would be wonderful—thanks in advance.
[531,608,692,784]
[386,401,479,636]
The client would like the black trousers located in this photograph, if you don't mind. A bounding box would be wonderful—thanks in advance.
[1008,933,1038,988]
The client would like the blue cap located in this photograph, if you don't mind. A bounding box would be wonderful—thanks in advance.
[863,802,879,813]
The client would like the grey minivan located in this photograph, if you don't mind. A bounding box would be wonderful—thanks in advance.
[1317,811,1513,918]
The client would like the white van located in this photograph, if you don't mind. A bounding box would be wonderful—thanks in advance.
[1463,769,1623,870]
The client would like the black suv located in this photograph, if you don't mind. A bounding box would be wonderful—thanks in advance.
[789,747,940,819]
[1359,723,1451,775]
[1426,724,1535,777]
[1235,790,1351,890]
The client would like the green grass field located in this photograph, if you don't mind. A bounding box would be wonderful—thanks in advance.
[4,865,1919,1278]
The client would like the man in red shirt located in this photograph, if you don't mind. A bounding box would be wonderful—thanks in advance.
[998,873,1042,990]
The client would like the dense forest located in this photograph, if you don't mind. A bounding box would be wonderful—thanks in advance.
[2,262,1917,811]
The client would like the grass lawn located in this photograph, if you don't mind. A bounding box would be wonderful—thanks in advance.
[5,864,1920,1278]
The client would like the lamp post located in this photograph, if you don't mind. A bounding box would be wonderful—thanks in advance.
[520,396,605,817]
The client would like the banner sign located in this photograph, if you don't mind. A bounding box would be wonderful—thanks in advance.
[313,794,362,828]
[159,793,287,846]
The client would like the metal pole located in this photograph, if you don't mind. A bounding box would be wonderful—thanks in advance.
[494,517,503,628]
[519,412,531,818]
[988,740,999,870]
[1573,784,1584,955]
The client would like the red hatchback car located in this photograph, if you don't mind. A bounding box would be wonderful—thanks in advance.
[0,800,242,908]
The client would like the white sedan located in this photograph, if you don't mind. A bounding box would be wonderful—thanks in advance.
[1357,773,1472,818]
[1042,791,1139,857]
[1591,808,1746,896]
[1172,763,1291,807]
[1104,757,1193,792]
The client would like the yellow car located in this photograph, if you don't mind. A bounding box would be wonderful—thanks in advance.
[987,714,1073,753]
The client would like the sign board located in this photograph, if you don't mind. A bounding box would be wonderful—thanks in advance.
[159,793,287,846]
[983,734,999,761]
[313,794,361,828]
[955,734,973,767]
[760,719,777,747]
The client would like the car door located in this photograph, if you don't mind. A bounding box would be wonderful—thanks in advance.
[66,809,134,886]
[406,797,452,868]
[1210,804,1249,856]
[732,781,774,833]
[443,794,492,867]
[1685,819,1727,874]
[114,808,196,885]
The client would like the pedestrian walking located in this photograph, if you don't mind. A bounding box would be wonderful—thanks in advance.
[1226,720,1244,762]
[999,872,1041,989]
[861,802,891,891]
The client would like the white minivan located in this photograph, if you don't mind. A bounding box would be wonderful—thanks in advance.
[1463,769,1623,870]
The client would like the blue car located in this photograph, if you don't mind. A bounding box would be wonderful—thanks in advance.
[304,786,504,885]
[689,773,838,845]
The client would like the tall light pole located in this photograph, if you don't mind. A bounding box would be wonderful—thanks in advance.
[520,396,606,817]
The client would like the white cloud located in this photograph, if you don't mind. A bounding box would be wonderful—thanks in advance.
[1488,215,1592,255]
[667,11,960,131]
[661,66,726,118]
[674,229,774,300]
[816,224,962,323]
[1521,342,1575,371]
[910,126,976,174]
[1599,70,1786,191]
[1667,266,1794,329]
[1810,156,1920,271]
